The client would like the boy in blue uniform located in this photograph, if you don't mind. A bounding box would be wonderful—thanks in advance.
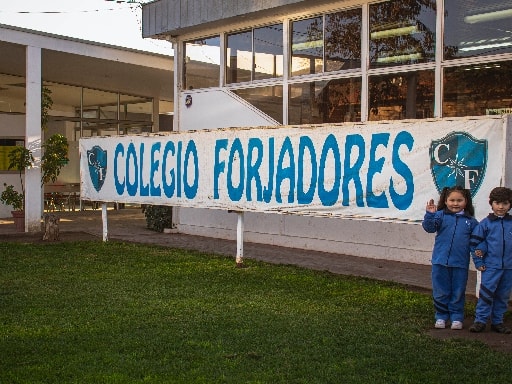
[469,186,512,334]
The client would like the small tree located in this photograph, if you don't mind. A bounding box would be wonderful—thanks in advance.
[0,87,69,212]
[0,146,34,211]
[41,134,69,185]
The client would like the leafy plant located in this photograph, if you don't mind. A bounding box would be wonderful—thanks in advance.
[0,184,24,211]
[0,87,69,213]
[144,205,173,232]
[41,133,69,185]
[0,146,34,211]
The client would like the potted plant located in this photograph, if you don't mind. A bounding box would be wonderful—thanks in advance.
[0,146,34,231]
[0,135,69,231]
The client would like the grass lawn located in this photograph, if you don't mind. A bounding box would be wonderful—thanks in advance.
[1,241,511,383]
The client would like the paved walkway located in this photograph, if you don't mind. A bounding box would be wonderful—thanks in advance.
[0,207,478,296]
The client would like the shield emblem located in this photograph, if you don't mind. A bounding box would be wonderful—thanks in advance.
[430,131,487,198]
[87,145,107,192]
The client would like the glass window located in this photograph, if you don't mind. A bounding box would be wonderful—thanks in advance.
[444,1,512,59]
[0,74,25,114]
[232,86,283,124]
[184,36,221,89]
[443,61,512,117]
[369,0,436,68]
[226,24,283,84]
[291,16,324,76]
[119,95,153,134]
[368,70,435,121]
[289,78,361,125]
[227,31,252,84]
[325,8,362,71]
[82,88,118,136]
[291,9,362,77]
[254,24,284,80]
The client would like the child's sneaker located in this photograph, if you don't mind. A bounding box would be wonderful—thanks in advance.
[451,321,463,330]
[469,322,486,333]
[434,319,446,329]
[491,323,511,334]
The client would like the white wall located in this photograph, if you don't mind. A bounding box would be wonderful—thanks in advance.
[179,89,279,130]
[176,206,434,265]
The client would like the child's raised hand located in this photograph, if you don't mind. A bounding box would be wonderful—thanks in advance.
[474,249,484,257]
[426,199,436,213]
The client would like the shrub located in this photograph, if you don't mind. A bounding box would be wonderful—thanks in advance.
[144,205,173,232]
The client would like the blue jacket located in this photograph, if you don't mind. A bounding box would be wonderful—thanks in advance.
[470,213,512,270]
[422,209,479,268]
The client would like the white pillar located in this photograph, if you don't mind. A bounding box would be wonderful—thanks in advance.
[236,211,244,266]
[25,45,42,232]
[102,203,108,242]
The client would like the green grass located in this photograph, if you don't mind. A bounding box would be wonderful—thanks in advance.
[0,241,510,383]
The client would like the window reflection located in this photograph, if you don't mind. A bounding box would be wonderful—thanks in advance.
[369,0,436,68]
[226,24,283,84]
[443,61,512,117]
[184,36,221,89]
[291,9,361,76]
[227,31,252,84]
[325,8,362,71]
[289,78,361,125]
[369,71,434,121]
[291,16,323,76]
[444,1,512,59]
[254,24,284,80]
[232,86,283,123]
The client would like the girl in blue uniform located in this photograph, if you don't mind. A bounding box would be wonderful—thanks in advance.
[422,186,478,330]
[469,186,512,334]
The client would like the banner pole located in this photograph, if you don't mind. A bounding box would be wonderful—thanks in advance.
[236,211,244,267]
[102,203,108,242]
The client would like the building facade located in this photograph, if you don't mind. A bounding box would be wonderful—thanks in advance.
[0,25,173,226]
[142,0,512,264]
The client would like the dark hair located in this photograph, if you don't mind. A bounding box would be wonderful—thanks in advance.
[437,185,475,216]
[488,187,512,205]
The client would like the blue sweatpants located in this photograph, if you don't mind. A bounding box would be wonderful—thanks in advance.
[475,268,512,325]
[432,264,469,322]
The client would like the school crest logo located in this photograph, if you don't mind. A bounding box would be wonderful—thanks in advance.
[87,145,107,192]
[430,131,487,198]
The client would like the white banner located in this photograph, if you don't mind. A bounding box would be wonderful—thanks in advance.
[79,117,505,222]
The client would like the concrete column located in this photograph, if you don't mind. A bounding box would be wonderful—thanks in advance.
[153,97,160,132]
[25,45,42,232]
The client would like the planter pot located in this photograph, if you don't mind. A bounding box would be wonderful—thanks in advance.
[11,210,25,232]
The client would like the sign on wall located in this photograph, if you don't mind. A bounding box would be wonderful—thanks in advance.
[79,117,505,221]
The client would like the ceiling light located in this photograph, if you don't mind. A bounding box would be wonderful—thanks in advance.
[460,42,512,52]
[371,25,418,40]
[292,40,323,51]
[376,52,422,63]
[464,8,512,23]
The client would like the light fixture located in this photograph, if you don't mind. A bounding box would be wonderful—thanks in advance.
[464,7,512,24]
[376,52,422,64]
[371,25,418,40]
[459,36,512,52]
[292,40,323,51]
